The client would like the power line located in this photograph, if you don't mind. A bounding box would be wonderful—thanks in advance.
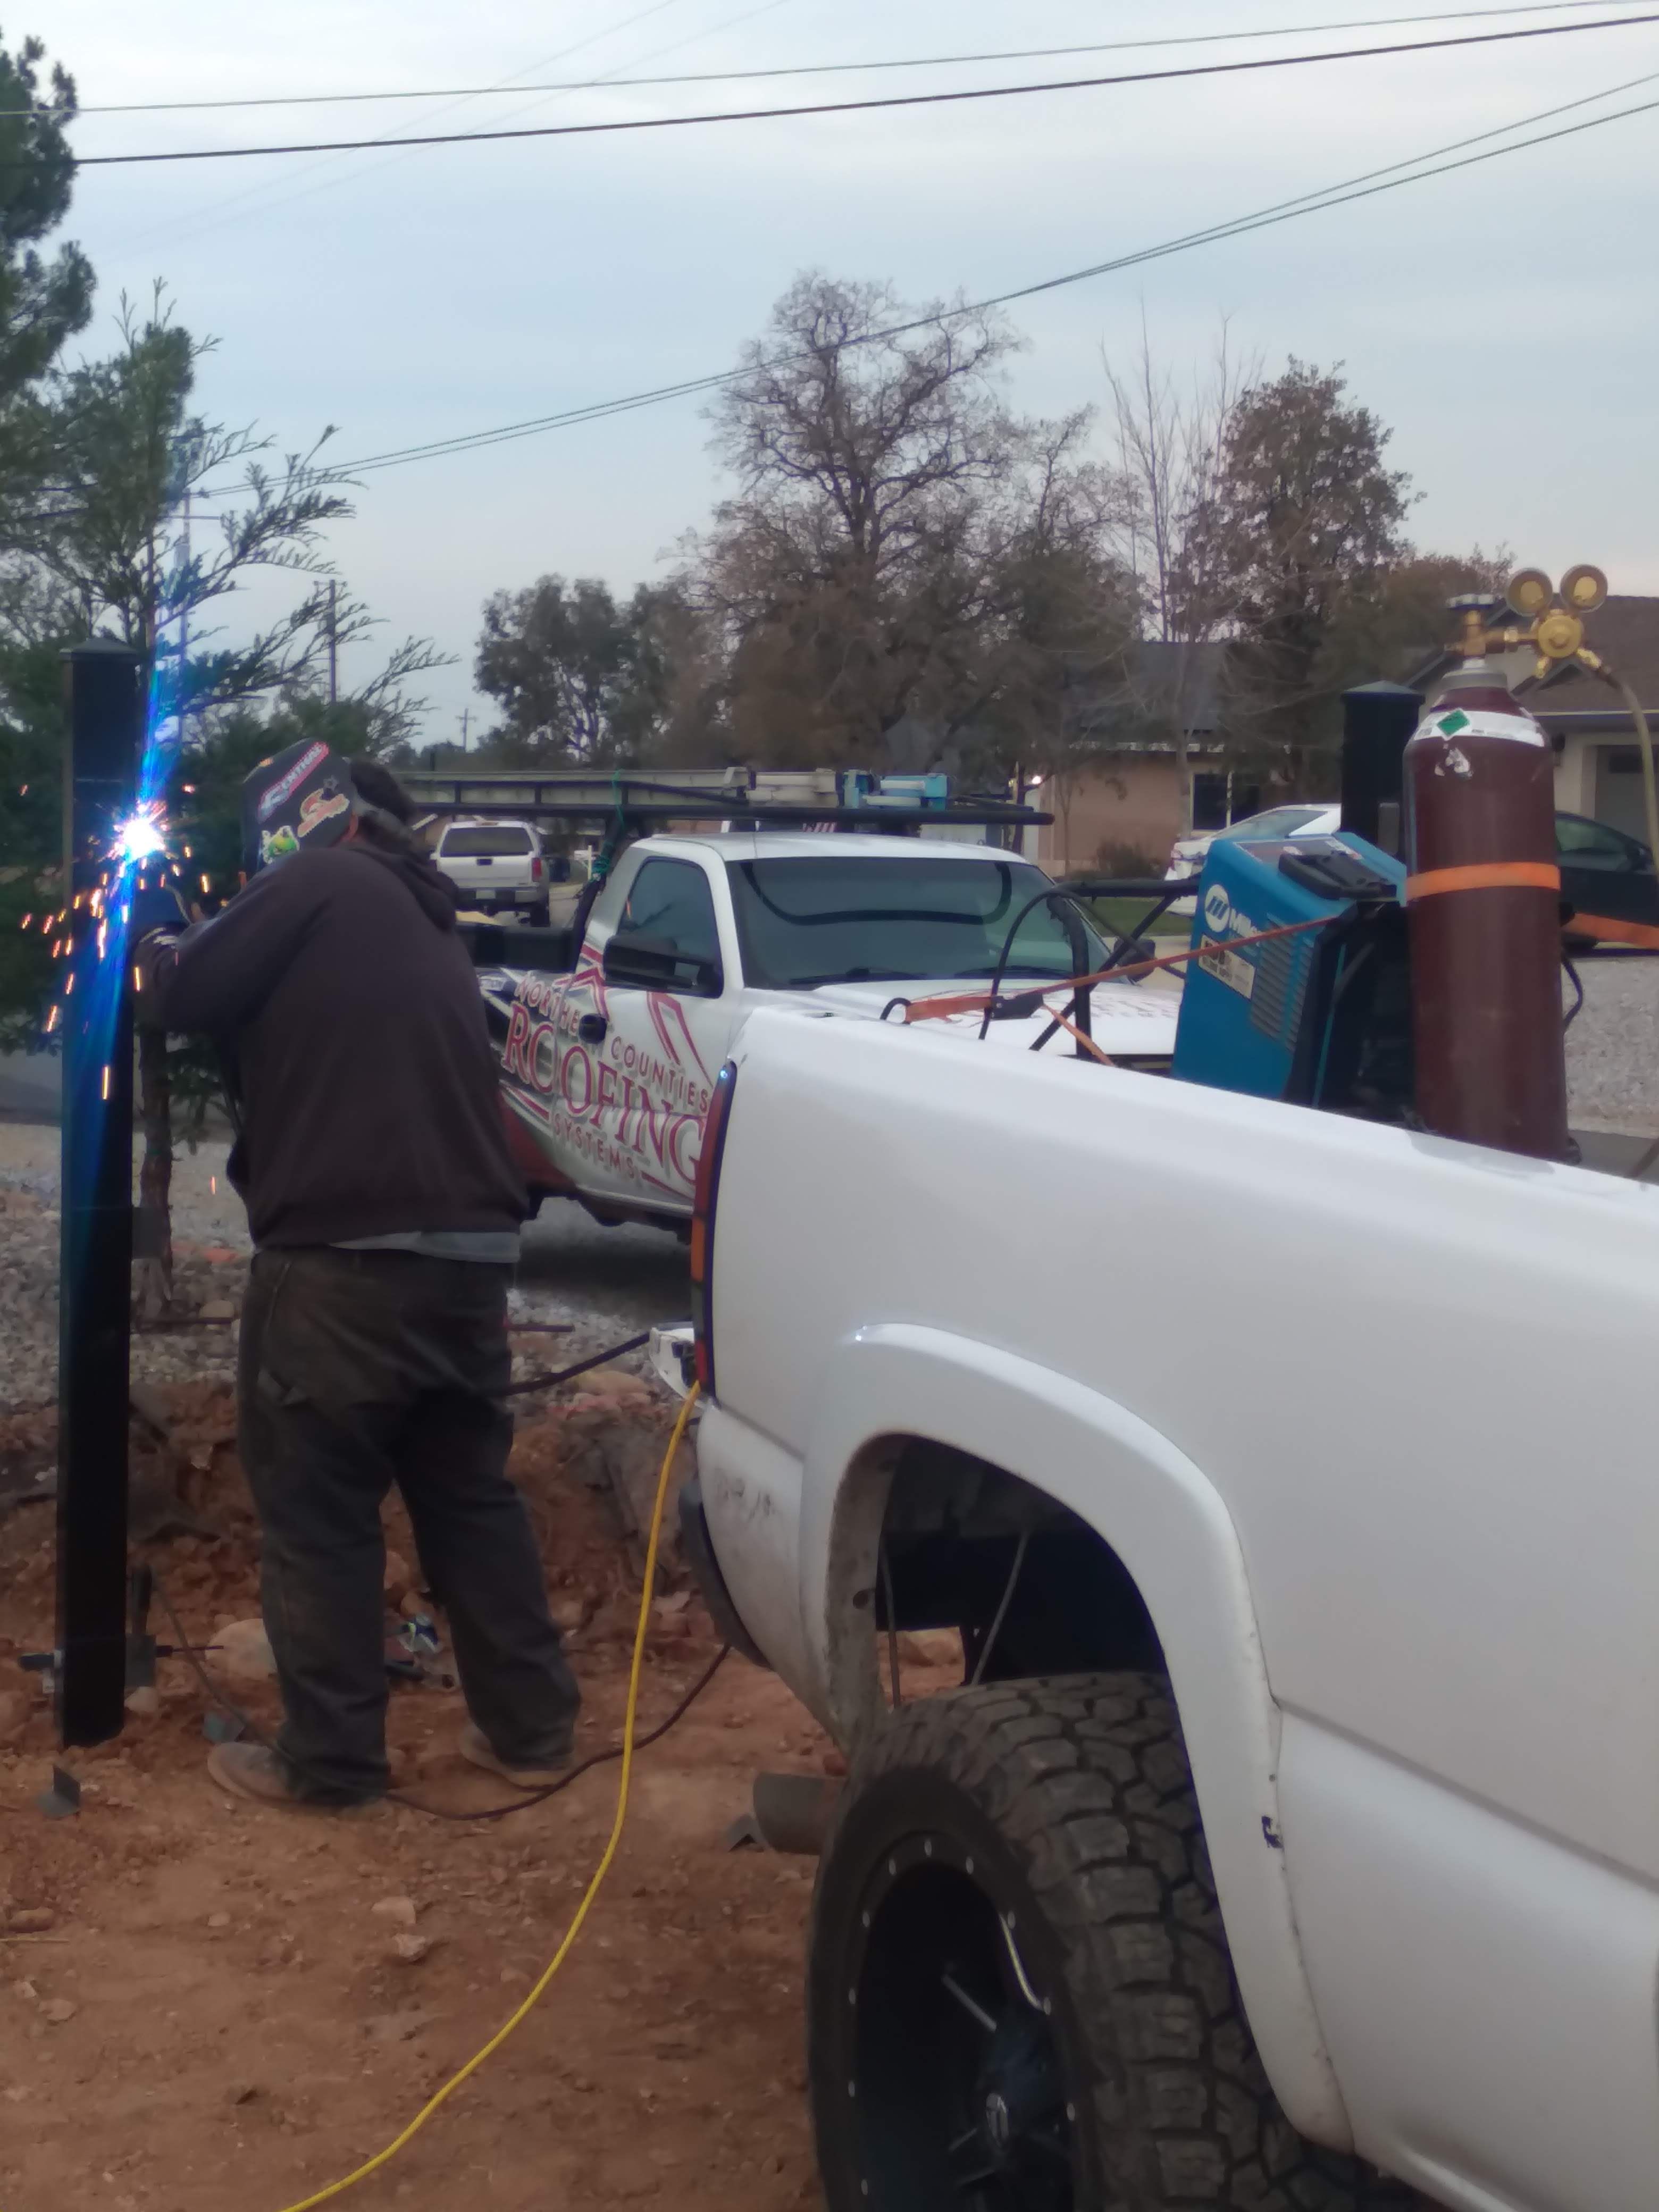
[155,65,1643,497]
[60,12,1659,167]
[108,62,1654,516]
[47,0,1657,118]
[89,0,724,267]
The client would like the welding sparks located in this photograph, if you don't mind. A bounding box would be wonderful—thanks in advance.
[111,803,168,867]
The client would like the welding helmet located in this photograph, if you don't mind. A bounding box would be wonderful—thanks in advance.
[241,741,358,872]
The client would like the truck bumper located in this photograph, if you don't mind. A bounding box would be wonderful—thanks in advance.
[678,1476,770,1669]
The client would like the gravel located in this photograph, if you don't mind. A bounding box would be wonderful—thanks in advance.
[0,1124,686,1419]
[1563,956,1659,1133]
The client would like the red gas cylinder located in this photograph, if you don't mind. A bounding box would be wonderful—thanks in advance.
[1404,664,1569,1159]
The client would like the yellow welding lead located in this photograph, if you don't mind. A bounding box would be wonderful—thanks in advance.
[270,1380,702,2212]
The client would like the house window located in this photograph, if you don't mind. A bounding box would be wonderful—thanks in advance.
[1193,774,1229,830]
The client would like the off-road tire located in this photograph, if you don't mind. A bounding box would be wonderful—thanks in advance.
[807,1672,1427,2210]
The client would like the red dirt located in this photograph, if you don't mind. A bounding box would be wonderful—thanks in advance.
[0,1384,965,2212]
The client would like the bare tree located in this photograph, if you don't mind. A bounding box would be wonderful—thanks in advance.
[1101,317,1256,832]
[684,273,1133,777]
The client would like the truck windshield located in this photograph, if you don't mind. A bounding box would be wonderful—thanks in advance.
[725,855,1103,990]
[441,825,534,857]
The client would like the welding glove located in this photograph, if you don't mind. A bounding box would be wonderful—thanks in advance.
[128,879,192,947]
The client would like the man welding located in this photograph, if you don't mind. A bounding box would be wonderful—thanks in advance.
[134,743,580,1809]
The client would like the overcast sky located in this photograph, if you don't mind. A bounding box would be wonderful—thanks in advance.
[52,0,1659,743]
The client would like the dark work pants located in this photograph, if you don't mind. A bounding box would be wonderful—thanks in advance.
[237,1247,581,1802]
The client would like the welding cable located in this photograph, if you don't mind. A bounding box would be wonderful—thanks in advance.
[151,1569,729,1825]
[142,1323,708,1825]
[502,1329,650,1398]
[1561,951,1586,1033]
[198,1383,707,2212]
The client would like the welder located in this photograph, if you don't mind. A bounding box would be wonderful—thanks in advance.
[133,745,580,1810]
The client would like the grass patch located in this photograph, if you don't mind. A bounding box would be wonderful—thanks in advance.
[1083,896,1192,941]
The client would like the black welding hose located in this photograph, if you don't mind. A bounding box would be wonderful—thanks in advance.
[150,1566,731,1824]
[503,1330,651,1398]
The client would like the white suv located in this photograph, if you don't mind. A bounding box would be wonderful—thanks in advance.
[432,818,550,924]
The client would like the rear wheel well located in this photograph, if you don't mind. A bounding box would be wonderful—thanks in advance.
[877,1438,1163,1684]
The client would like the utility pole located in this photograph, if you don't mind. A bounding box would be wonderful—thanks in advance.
[460,707,471,755]
[328,579,338,706]
[177,487,191,743]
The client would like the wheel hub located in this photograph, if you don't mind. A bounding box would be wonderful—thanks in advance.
[845,1831,1075,2207]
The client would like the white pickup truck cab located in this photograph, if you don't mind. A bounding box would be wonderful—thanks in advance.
[473,832,1176,1228]
[688,1002,1659,2212]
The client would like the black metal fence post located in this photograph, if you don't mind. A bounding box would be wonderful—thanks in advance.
[57,640,145,1747]
[1340,682,1423,854]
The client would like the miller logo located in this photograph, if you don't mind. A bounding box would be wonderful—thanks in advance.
[1202,882,1233,936]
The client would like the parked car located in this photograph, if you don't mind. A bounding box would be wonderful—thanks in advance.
[432,817,551,925]
[1554,810,1659,949]
[1170,803,1659,950]
[1166,803,1340,886]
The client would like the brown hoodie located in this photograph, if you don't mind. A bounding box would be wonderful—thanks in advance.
[140,837,526,1249]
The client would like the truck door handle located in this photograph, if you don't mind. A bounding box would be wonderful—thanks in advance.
[578,1013,608,1045]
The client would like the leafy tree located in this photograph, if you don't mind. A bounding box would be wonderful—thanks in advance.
[474,575,669,765]
[0,31,90,529]
[1321,546,1512,691]
[12,289,448,1312]
[1189,359,1414,789]
[0,28,95,1048]
[34,289,357,693]
[0,612,72,1052]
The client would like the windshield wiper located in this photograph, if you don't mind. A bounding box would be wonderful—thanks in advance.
[954,962,1077,981]
[786,967,921,989]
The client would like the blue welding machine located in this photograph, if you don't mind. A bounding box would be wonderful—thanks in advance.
[1171,832,1411,1111]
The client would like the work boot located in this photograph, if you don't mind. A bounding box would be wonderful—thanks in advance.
[206,1741,378,1812]
[458,1720,573,1789]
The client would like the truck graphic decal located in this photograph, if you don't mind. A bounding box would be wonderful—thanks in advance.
[498,965,709,1201]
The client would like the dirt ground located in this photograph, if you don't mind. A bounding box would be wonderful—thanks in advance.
[0,1379,958,2212]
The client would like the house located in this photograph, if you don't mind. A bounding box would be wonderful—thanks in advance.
[1033,642,1263,878]
[1035,596,1659,878]
[1410,595,1659,844]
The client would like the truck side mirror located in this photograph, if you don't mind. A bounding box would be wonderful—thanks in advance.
[602,928,723,999]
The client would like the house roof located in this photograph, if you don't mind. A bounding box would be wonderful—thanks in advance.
[1520,596,1659,722]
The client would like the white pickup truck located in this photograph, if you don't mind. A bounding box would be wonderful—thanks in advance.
[685,1001,1659,2212]
[470,832,1177,1228]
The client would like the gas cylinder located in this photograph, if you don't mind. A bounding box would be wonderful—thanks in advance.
[1404,661,1569,1159]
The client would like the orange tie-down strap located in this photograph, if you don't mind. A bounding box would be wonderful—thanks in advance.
[1405,860,1560,901]
[1569,910,1659,951]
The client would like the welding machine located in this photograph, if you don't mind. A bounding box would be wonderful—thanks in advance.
[1171,831,1413,1117]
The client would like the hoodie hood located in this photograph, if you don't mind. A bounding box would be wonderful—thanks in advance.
[350,836,461,932]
